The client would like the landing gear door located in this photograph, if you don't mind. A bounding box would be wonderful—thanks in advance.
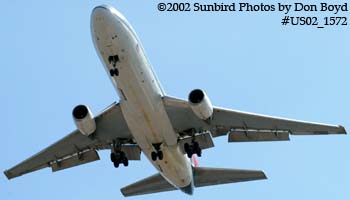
[121,144,141,160]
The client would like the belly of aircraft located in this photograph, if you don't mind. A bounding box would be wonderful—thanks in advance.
[90,7,192,188]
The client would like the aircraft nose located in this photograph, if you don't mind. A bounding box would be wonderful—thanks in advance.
[91,5,113,27]
[91,5,127,27]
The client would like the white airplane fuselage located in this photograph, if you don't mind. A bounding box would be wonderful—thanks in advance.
[91,6,193,193]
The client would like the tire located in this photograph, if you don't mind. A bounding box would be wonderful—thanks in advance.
[123,158,129,167]
[196,147,202,157]
[114,68,119,76]
[158,151,163,160]
[184,143,190,153]
[109,69,114,76]
[113,161,120,168]
[187,152,193,158]
[151,151,157,161]
[110,153,116,163]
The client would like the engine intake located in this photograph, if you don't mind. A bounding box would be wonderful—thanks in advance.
[72,105,96,136]
[188,89,213,120]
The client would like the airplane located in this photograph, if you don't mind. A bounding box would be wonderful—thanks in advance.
[4,5,347,197]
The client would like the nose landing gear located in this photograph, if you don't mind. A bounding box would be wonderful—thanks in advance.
[109,68,119,76]
[108,55,120,77]
[151,143,163,161]
[108,55,119,67]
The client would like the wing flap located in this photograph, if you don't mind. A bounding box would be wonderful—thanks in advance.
[229,130,290,142]
[193,167,267,187]
[51,150,100,172]
[121,173,176,197]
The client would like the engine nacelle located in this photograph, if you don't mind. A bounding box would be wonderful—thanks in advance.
[188,89,213,120]
[72,105,96,136]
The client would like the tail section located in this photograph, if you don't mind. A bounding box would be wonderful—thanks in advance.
[120,167,266,197]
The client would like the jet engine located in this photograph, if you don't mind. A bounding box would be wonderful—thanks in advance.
[188,89,213,120]
[72,105,96,136]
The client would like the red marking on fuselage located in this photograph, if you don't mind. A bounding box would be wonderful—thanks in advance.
[192,155,199,167]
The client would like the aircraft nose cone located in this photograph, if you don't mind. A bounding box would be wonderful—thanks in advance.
[91,5,113,25]
[91,5,127,25]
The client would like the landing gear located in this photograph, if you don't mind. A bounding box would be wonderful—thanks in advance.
[184,141,202,158]
[151,143,163,161]
[108,55,119,67]
[110,151,129,168]
[110,141,128,168]
[109,68,119,76]
[108,55,120,77]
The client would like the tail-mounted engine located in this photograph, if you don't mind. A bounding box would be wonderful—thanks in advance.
[188,89,213,120]
[72,105,96,136]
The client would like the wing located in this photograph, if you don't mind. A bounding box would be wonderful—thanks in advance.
[4,102,138,179]
[163,96,346,142]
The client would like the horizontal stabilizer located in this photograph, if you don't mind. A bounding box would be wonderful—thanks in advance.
[121,173,176,197]
[194,167,267,187]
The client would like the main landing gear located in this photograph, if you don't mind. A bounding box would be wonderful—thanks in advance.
[110,142,128,168]
[151,143,163,161]
[184,140,202,158]
[110,151,128,168]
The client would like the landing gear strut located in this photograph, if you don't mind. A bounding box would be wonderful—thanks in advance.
[151,143,163,161]
[108,55,119,67]
[184,140,202,158]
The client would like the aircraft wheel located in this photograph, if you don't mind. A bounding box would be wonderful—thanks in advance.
[109,69,115,76]
[123,158,129,167]
[187,151,193,158]
[192,142,202,157]
[196,147,202,157]
[114,68,119,76]
[184,143,190,153]
[157,151,163,160]
[151,151,157,161]
[113,161,120,168]
[110,153,116,163]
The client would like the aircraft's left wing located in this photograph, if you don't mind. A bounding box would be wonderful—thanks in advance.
[163,96,346,143]
[4,102,138,180]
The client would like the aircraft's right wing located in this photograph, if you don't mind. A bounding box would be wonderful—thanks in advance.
[163,96,346,142]
[4,102,138,180]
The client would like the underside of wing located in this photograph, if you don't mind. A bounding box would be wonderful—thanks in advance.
[4,102,137,179]
[163,96,346,143]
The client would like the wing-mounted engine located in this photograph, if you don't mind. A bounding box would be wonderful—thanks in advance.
[188,89,213,120]
[72,105,96,136]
